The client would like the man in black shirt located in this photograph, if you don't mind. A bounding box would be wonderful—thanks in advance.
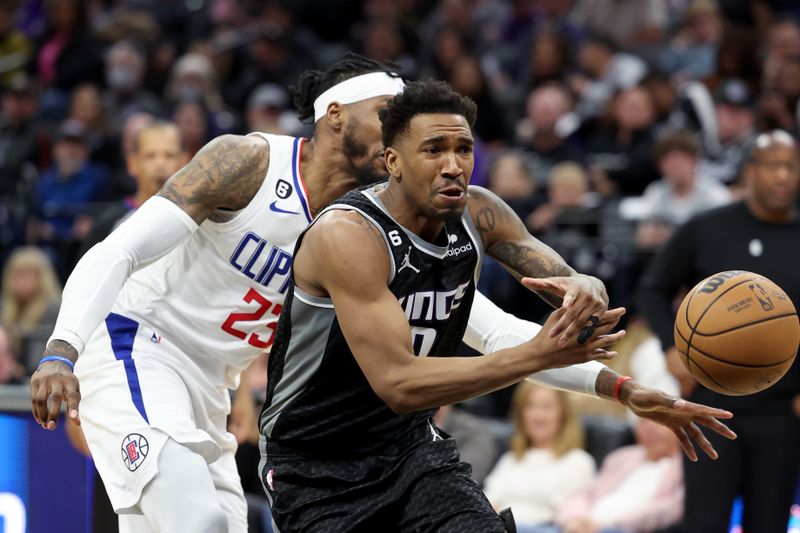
[638,129,800,533]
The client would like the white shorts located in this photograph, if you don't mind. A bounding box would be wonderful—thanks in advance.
[75,312,242,514]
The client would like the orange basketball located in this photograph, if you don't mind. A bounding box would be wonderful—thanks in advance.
[673,270,800,396]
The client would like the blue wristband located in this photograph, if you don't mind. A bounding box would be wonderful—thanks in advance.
[39,355,75,371]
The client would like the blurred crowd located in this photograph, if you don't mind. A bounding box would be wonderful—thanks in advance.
[1,0,800,532]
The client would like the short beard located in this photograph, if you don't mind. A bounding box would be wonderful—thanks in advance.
[342,120,387,185]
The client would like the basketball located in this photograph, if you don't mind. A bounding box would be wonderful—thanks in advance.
[674,270,800,396]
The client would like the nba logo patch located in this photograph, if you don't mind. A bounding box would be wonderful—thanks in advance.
[266,468,274,491]
[121,433,149,471]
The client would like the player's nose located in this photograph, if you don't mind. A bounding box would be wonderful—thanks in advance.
[440,151,462,179]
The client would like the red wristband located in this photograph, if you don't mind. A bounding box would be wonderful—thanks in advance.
[613,375,633,403]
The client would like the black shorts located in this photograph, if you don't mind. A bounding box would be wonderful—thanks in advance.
[261,436,506,532]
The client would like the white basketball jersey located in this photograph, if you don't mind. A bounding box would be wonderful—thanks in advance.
[112,134,311,388]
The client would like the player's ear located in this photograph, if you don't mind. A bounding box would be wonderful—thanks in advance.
[324,102,344,132]
[385,147,401,179]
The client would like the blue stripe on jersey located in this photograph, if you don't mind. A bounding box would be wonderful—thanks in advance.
[291,137,313,223]
[105,313,149,424]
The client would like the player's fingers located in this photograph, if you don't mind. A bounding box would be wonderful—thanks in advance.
[589,349,617,362]
[521,277,566,297]
[45,385,64,430]
[65,386,81,425]
[687,422,717,460]
[675,427,698,462]
[595,307,626,330]
[552,297,583,340]
[586,330,626,352]
[29,379,41,424]
[680,400,734,420]
[559,303,597,344]
[695,416,737,440]
[33,381,50,427]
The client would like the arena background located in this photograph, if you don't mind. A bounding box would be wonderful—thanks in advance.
[0,0,799,532]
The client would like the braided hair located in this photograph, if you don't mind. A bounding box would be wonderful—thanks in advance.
[292,52,399,123]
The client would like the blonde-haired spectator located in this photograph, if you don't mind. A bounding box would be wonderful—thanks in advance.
[528,162,592,234]
[1,247,62,333]
[484,382,595,532]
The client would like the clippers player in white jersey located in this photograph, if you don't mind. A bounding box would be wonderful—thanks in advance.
[260,80,738,531]
[30,54,733,533]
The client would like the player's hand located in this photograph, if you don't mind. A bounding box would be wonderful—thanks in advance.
[521,274,609,347]
[30,360,81,430]
[665,345,697,397]
[622,384,736,462]
[528,306,626,371]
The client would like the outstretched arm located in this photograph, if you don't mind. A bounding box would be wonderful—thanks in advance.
[31,135,269,430]
[293,210,624,415]
[467,186,608,346]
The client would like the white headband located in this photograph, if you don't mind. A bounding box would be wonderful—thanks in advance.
[313,72,405,122]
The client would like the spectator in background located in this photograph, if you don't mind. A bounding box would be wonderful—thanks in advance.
[103,40,165,133]
[488,151,543,219]
[658,0,724,82]
[448,55,508,145]
[693,78,756,184]
[556,418,683,533]
[0,321,23,384]
[528,161,594,235]
[0,0,32,86]
[80,121,185,254]
[637,130,800,533]
[570,0,667,49]
[420,26,470,81]
[528,162,602,282]
[620,130,731,229]
[68,83,116,168]
[358,18,417,79]
[165,53,235,133]
[762,18,800,94]
[35,0,103,107]
[0,246,61,335]
[35,119,109,277]
[569,35,648,123]
[516,83,584,180]
[641,73,691,136]
[521,28,572,91]
[173,99,211,158]
[0,73,40,201]
[758,57,800,134]
[587,86,660,197]
[484,382,595,532]
[245,83,302,136]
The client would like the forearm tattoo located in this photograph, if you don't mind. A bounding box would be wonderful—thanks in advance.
[470,192,574,308]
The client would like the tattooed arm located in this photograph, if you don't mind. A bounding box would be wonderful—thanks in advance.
[467,185,608,345]
[158,134,270,223]
[31,135,269,430]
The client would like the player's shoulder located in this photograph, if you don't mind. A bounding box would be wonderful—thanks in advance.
[308,209,386,253]
[303,209,391,285]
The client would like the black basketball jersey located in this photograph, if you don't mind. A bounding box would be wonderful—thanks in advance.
[259,184,484,457]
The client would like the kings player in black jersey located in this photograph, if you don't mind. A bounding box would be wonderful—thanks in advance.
[259,81,736,532]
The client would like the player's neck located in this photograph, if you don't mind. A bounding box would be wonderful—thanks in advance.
[300,137,362,217]
[378,183,445,243]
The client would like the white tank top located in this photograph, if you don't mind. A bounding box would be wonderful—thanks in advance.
[112,133,312,388]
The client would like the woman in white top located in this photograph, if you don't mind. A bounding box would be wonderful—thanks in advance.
[484,381,596,532]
